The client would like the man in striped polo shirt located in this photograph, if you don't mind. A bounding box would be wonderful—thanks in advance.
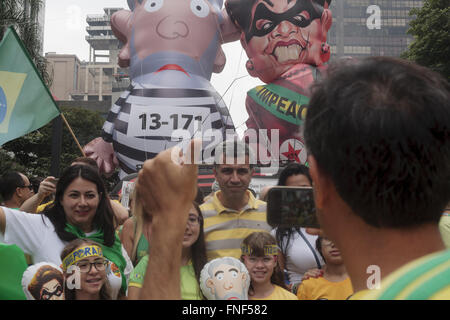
[201,140,271,261]
[303,57,450,299]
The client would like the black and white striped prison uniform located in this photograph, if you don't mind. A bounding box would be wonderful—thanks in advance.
[102,83,235,178]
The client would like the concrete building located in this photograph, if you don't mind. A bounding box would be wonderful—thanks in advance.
[328,0,423,59]
[45,53,85,100]
[46,7,130,112]
[72,7,130,103]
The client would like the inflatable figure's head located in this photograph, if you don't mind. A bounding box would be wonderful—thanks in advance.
[22,263,65,300]
[200,257,250,300]
[226,0,332,83]
[116,0,231,77]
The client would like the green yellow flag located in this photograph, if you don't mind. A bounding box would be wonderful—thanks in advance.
[0,27,60,146]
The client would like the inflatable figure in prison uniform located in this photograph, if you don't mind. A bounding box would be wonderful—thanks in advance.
[83,0,240,177]
[101,72,236,178]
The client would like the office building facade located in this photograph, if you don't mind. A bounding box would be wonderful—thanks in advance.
[328,0,423,59]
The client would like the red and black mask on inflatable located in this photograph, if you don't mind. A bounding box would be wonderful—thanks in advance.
[226,0,332,83]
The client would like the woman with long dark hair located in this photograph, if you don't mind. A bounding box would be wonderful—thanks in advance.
[0,165,132,299]
[127,201,207,300]
[273,163,324,294]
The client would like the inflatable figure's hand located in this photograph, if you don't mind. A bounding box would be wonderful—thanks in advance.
[83,137,119,175]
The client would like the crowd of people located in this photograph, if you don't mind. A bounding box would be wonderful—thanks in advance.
[0,57,449,300]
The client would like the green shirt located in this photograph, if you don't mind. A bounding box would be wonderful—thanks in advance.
[0,243,28,300]
[129,255,202,300]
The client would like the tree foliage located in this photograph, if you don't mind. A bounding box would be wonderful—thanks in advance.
[0,0,51,85]
[401,0,450,80]
[0,107,119,191]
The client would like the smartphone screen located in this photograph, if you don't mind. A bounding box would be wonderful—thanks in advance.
[267,187,319,229]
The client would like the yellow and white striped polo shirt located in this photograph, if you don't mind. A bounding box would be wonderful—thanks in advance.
[200,190,272,261]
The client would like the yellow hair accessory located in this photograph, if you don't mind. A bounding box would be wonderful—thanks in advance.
[241,244,279,256]
[62,245,103,271]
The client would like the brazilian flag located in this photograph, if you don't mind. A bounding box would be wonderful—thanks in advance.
[0,27,60,146]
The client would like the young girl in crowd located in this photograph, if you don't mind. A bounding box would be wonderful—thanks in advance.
[127,201,207,300]
[272,163,324,294]
[61,239,111,300]
[241,232,298,300]
[297,237,354,300]
[0,165,133,299]
[121,186,204,267]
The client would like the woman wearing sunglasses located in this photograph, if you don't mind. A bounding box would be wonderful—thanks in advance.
[60,239,111,300]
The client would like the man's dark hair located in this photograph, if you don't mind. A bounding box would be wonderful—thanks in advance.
[226,0,331,36]
[277,162,312,186]
[213,139,255,168]
[304,56,450,228]
[0,171,26,201]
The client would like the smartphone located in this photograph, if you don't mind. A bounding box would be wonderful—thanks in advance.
[267,186,319,229]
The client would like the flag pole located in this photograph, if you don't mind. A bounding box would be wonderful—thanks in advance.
[60,113,86,157]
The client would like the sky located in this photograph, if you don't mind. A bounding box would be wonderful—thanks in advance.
[43,0,264,137]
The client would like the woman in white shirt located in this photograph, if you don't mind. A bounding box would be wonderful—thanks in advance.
[0,164,132,299]
[272,163,324,294]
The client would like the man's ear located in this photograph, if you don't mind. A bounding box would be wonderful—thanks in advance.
[15,187,25,198]
[308,155,333,211]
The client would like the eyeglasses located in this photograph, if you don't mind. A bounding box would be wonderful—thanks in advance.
[187,214,202,226]
[75,259,108,273]
[19,185,34,190]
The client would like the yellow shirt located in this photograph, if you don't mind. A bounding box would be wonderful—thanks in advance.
[251,285,298,300]
[297,276,353,300]
[200,191,271,261]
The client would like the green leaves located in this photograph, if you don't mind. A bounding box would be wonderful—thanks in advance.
[0,0,51,86]
[401,0,450,80]
[1,106,105,179]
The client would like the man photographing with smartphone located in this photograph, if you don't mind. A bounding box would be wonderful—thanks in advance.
[303,57,450,299]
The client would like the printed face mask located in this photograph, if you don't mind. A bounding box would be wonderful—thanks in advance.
[245,1,321,42]
[41,284,63,300]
